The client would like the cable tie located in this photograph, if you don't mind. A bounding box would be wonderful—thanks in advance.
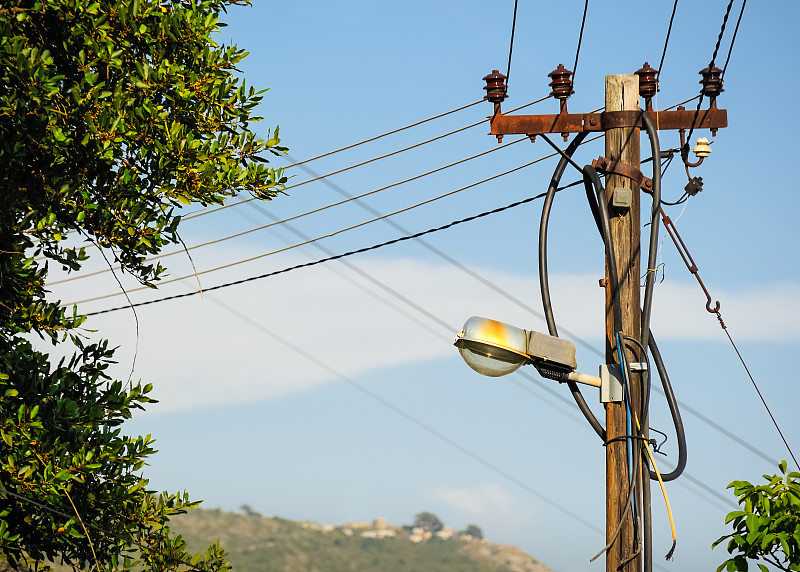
[603,435,650,447]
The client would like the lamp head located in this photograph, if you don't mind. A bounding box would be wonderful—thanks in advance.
[454,316,529,377]
[454,316,578,378]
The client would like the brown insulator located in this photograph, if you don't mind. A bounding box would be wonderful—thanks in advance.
[548,64,574,100]
[699,65,724,98]
[635,62,659,99]
[483,70,508,103]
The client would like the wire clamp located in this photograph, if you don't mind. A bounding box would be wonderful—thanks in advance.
[591,156,653,191]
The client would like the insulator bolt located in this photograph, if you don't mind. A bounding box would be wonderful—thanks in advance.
[548,64,575,101]
[699,65,724,98]
[483,69,508,103]
[635,62,659,99]
[692,137,712,158]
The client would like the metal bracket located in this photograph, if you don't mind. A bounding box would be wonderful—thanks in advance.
[592,156,653,191]
[600,364,623,403]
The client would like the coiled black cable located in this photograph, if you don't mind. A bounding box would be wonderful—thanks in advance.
[580,121,686,483]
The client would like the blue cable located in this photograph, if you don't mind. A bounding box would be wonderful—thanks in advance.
[615,331,640,544]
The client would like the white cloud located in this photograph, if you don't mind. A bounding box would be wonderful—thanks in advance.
[432,482,528,529]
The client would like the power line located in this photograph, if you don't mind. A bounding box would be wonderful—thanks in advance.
[201,292,605,536]
[656,0,679,81]
[70,127,777,477]
[285,99,484,169]
[687,0,736,144]
[74,153,781,475]
[47,137,529,286]
[80,184,568,316]
[721,0,747,78]
[571,0,589,87]
[180,96,553,222]
[68,151,568,307]
[505,0,519,85]
[716,312,799,470]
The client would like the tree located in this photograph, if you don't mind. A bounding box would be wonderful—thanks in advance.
[0,0,286,570]
[463,525,483,540]
[413,512,444,533]
[713,461,800,572]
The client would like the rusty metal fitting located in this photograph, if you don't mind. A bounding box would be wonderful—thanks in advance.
[635,62,659,108]
[483,70,508,103]
[548,64,575,101]
[699,65,724,99]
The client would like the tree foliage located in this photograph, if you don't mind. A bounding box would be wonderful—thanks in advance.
[463,525,483,540]
[0,0,286,570]
[413,512,444,534]
[713,461,800,572]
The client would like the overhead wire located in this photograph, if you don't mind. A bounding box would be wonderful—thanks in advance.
[72,139,779,476]
[285,99,484,169]
[202,292,605,536]
[181,96,553,222]
[686,0,736,145]
[656,0,679,82]
[79,174,586,315]
[718,305,798,470]
[505,0,519,85]
[283,147,606,359]
[66,153,566,306]
[48,137,530,286]
[571,0,589,87]
[720,0,747,78]
[284,149,599,362]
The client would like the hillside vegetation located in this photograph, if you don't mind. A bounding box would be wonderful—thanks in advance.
[171,509,556,572]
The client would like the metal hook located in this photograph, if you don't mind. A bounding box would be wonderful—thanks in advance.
[660,208,721,315]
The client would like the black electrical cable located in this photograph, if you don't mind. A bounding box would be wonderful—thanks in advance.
[581,165,622,333]
[639,110,663,572]
[539,132,588,336]
[581,113,686,481]
[647,335,687,482]
[624,332,654,572]
[537,131,606,441]
[640,112,662,360]
[640,110,687,482]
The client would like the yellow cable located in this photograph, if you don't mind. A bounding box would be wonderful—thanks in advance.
[635,411,677,559]
[618,336,677,560]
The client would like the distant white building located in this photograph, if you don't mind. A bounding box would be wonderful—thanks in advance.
[435,526,454,540]
[361,528,396,539]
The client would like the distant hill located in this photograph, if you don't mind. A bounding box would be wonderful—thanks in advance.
[171,509,557,572]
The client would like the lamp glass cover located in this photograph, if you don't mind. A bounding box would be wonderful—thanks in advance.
[457,342,525,377]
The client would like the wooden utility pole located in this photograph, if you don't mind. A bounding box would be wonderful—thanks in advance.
[604,74,642,572]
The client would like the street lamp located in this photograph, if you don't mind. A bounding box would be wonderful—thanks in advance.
[454,316,601,387]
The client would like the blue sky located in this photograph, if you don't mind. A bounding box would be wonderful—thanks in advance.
[45,1,800,571]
